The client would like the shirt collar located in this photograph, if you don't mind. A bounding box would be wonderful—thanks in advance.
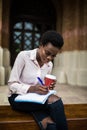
[29,48,51,67]
[29,48,38,60]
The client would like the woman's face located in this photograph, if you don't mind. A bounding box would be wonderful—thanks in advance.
[39,43,60,64]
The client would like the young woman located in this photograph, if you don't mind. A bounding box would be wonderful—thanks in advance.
[8,31,68,130]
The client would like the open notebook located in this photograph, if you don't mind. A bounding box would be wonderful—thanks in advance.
[15,90,56,104]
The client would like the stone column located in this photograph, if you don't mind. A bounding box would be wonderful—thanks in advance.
[0,46,5,85]
[3,48,11,84]
[0,0,2,46]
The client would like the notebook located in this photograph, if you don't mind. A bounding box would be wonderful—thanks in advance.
[14,90,56,104]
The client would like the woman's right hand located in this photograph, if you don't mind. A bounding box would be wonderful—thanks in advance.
[27,84,49,95]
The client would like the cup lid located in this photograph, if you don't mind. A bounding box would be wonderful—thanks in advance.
[45,74,56,80]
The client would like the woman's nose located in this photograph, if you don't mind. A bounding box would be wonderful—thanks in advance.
[47,55,53,61]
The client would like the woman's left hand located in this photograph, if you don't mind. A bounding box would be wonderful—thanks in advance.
[49,81,56,90]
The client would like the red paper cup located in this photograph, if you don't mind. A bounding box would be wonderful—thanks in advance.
[44,74,56,87]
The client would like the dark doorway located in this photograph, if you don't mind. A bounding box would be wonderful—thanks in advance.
[10,0,56,66]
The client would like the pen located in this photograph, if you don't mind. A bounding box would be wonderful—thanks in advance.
[37,77,44,86]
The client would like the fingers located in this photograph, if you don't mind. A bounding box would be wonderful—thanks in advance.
[39,85,48,91]
[49,82,56,90]
[29,85,49,95]
[36,85,49,95]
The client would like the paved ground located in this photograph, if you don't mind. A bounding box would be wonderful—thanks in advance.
[0,84,87,105]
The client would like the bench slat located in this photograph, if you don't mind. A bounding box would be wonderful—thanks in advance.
[0,104,87,130]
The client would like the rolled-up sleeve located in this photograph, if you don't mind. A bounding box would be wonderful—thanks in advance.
[8,52,30,95]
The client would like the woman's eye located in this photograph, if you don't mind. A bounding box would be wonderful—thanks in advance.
[52,55,56,58]
[45,51,51,56]
[46,52,50,56]
[45,51,56,58]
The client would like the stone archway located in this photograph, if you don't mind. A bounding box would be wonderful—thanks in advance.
[10,0,56,66]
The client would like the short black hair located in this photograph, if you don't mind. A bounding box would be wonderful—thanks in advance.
[40,30,64,49]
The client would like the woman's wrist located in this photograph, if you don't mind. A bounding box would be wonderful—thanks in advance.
[27,86,35,93]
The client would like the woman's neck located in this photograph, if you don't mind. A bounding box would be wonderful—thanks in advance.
[36,49,44,67]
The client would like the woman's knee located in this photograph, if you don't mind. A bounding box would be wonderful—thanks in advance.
[47,94,60,104]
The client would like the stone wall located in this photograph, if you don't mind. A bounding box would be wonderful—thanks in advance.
[52,50,87,87]
[56,0,87,51]
[0,46,11,85]
[54,0,87,87]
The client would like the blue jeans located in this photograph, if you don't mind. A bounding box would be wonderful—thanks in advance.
[8,94,68,130]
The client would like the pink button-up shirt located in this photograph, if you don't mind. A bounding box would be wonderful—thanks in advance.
[8,48,53,96]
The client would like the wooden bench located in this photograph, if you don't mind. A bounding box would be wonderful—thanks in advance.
[64,104,87,130]
[0,104,87,130]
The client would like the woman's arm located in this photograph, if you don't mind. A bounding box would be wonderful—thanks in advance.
[8,51,30,95]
